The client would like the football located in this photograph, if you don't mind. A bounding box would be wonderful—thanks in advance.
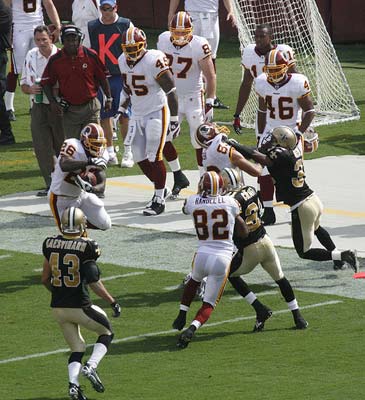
[79,166,106,186]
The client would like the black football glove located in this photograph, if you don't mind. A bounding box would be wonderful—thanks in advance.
[110,302,121,318]
[233,114,243,135]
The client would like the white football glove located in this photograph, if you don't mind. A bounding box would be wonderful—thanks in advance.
[168,116,180,139]
[74,175,94,193]
[88,157,107,170]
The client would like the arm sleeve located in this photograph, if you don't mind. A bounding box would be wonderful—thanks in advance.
[83,260,100,284]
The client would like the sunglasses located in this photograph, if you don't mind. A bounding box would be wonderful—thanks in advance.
[100,6,115,11]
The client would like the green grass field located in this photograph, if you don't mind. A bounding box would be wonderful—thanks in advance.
[1,248,365,400]
[0,33,364,400]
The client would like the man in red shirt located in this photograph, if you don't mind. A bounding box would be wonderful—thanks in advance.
[42,25,112,139]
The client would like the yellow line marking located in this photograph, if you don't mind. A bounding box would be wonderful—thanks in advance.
[107,180,365,218]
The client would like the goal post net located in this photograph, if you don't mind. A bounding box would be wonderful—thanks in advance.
[232,0,360,128]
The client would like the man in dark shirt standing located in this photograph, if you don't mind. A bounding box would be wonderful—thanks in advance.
[0,0,15,145]
[41,25,113,140]
[42,207,121,400]
[88,0,133,165]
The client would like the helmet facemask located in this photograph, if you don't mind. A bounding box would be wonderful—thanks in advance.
[169,12,193,46]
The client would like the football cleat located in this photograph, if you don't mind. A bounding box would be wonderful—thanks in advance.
[212,97,229,109]
[176,326,196,349]
[69,383,87,400]
[6,110,16,121]
[262,207,276,226]
[341,249,359,273]
[172,311,187,331]
[253,306,273,332]
[171,173,190,199]
[81,363,105,393]
[120,149,134,168]
[333,260,345,270]
[146,188,171,208]
[294,315,308,330]
[143,196,165,216]
[108,153,119,166]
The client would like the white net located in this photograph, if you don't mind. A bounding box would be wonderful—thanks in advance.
[232,0,360,128]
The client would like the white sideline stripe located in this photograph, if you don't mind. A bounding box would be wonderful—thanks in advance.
[102,272,145,281]
[0,300,340,365]
[230,290,278,300]
[33,268,42,272]
[0,254,11,260]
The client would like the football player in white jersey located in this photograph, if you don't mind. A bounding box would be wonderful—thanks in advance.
[233,24,297,226]
[49,123,112,232]
[255,49,315,143]
[5,0,61,120]
[118,27,181,215]
[157,11,216,177]
[172,171,248,349]
[195,122,262,178]
[168,0,236,109]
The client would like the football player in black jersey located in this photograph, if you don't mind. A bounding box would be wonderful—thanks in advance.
[228,126,359,272]
[220,168,308,331]
[41,207,121,400]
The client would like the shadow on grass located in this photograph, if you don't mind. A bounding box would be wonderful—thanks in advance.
[108,330,241,355]
[0,274,40,295]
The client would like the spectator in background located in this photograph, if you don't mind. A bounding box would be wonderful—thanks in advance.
[5,0,61,121]
[72,0,100,48]
[41,25,112,141]
[0,0,14,145]
[168,0,237,109]
[88,0,133,166]
[20,25,64,197]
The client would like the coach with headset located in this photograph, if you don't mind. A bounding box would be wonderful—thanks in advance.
[41,25,113,139]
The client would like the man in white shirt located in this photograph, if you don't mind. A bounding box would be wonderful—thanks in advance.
[168,0,236,109]
[72,0,100,48]
[5,0,61,121]
[20,25,64,196]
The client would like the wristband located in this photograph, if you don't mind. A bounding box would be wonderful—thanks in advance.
[170,116,179,122]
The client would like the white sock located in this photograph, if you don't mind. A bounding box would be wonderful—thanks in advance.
[5,91,15,111]
[332,250,342,260]
[87,343,107,369]
[123,144,132,154]
[168,158,181,172]
[68,361,82,385]
[287,299,299,311]
[107,146,115,155]
[155,189,164,200]
[191,320,201,330]
[244,291,257,305]
[180,304,189,311]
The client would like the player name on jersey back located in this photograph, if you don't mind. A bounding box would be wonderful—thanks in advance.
[44,238,88,252]
[194,197,228,205]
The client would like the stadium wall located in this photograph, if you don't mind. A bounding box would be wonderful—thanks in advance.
[53,0,365,43]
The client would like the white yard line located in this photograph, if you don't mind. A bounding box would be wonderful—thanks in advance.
[102,272,145,281]
[0,300,341,365]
